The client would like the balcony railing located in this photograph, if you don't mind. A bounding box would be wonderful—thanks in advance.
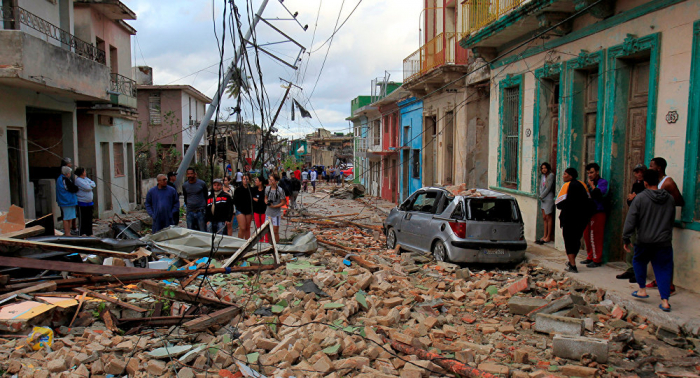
[462,0,526,38]
[110,73,137,97]
[356,138,368,153]
[1,6,106,64]
[403,32,470,82]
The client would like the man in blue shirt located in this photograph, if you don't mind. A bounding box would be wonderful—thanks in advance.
[181,168,208,231]
[581,163,609,268]
[146,174,180,233]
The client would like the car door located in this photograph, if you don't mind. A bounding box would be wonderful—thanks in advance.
[392,192,416,249]
[400,190,441,252]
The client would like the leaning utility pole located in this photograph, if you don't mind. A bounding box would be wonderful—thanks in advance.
[174,0,270,188]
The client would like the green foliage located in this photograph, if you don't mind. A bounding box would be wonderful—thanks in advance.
[91,302,107,318]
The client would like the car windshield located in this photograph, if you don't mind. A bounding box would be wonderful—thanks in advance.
[467,198,519,222]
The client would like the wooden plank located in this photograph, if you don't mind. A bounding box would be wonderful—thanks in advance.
[317,240,361,252]
[0,226,45,239]
[73,288,147,313]
[138,280,237,308]
[118,315,197,327]
[0,255,162,276]
[0,281,57,302]
[0,237,138,259]
[25,214,54,236]
[329,249,379,272]
[182,306,240,332]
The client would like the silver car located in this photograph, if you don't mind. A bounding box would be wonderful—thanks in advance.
[383,187,527,263]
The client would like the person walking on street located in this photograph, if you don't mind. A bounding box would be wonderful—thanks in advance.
[265,173,287,243]
[235,169,243,188]
[536,162,555,245]
[645,157,684,294]
[279,172,293,208]
[623,169,676,312]
[56,166,79,235]
[146,174,180,233]
[251,176,268,242]
[581,163,609,268]
[74,167,96,236]
[301,168,309,192]
[206,179,233,235]
[182,168,208,232]
[166,172,180,225]
[233,174,253,239]
[616,164,647,283]
[310,168,317,193]
[289,174,301,209]
[555,168,591,273]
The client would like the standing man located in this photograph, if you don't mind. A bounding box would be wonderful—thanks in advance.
[301,168,309,192]
[623,169,675,312]
[581,163,609,268]
[310,167,317,193]
[166,171,180,225]
[294,166,302,181]
[74,167,96,236]
[645,157,684,293]
[56,166,79,235]
[616,164,647,282]
[145,174,180,233]
[206,179,233,235]
[265,174,287,243]
[235,169,243,188]
[289,173,301,209]
[182,168,208,232]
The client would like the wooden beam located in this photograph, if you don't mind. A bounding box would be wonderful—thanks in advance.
[329,249,378,272]
[138,280,237,308]
[0,226,45,239]
[0,237,138,259]
[73,288,147,313]
[182,306,240,332]
[0,255,162,276]
[318,240,361,252]
[118,315,198,327]
[0,281,57,302]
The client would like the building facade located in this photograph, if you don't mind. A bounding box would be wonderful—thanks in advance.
[459,0,700,292]
[307,128,353,168]
[0,0,138,221]
[398,97,424,202]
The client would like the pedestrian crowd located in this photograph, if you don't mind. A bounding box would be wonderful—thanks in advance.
[540,157,682,313]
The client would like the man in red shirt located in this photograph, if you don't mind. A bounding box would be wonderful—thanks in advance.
[294,167,302,181]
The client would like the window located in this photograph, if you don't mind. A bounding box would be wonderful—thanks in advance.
[502,85,521,187]
[149,93,162,125]
[409,191,439,213]
[373,120,381,146]
[109,45,118,74]
[384,115,389,133]
[403,126,410,147]
[113,143,124,177]
[411,149,420,178]
[468,199,519,222]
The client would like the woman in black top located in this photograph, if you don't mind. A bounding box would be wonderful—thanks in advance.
[251,176,268,242]
[555,167,591,273]
[232,174,253,239]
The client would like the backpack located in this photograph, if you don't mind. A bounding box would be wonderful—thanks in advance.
[291,177,301,192]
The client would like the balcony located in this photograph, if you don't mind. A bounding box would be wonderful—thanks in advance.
[460,0,581,51]
[109,73,137,108]
[1,6,106,64]
[403,32,470,84]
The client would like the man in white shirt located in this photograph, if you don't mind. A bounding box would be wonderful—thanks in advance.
[235,169,243,188]
[301,169,309,192]
[310,169,317,193]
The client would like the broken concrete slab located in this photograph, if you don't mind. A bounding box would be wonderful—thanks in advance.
[508,296,549,315]
[552,335,609,363]
[534,313,584,336]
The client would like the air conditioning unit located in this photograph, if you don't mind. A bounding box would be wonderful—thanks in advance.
[188,119,195,126]
[98,115,114,126]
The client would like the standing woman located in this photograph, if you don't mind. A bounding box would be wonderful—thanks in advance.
[555,168,591,273]
[74,167,96,236]
[251,176,268,242]
[536,162,555,245]
[232,174,253,239]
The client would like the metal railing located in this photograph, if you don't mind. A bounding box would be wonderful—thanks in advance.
[462,0,526,38]
[403,32,470,82]
[355,138,368,153]
[110,73,137,97]
[1,6,106,64]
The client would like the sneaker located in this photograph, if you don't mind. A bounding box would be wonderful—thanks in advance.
[580,259,593,265]
[565,263,578,273]
[586,261,602,268]
[616,271,634,279]
[646,280,658,288]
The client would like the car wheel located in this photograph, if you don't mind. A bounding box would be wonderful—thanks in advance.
[432,240,449,262]
[386,228,397,250]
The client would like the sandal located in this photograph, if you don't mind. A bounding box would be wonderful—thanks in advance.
[659,304,671,312]
[631,291,649,299]
[534,239,545,245]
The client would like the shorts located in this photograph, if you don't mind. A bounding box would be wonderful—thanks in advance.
[311,181,316,188]
[61,206,77,221]
[269,215,281,227]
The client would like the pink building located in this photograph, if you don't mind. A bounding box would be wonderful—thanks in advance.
[374,88,409,204]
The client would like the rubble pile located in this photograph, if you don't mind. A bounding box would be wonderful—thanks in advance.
[0,200,697,378]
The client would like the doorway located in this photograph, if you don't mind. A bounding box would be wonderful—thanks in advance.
[535,76,561,241]
[101,142,113,211]
[7,129,24,208]
[443,111,454,185]
[423,115,437,186]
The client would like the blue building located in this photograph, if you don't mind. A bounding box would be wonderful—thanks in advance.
[398,97,423,202]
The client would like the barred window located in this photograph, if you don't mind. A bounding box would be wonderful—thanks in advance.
[412,149,420,178]
[149,93,161,125]
[113,143,124,177]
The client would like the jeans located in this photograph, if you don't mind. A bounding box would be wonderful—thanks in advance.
[186,210,207,231]
[208,221,227,235]
[633,244,674,300]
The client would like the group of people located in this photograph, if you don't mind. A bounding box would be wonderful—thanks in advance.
[145,168,287,243]
[542,157,682,312]
[56,157,96,237]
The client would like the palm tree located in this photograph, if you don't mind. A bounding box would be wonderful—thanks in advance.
[225,67,250,99]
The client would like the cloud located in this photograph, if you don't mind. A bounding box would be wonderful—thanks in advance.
[122,0,422,135]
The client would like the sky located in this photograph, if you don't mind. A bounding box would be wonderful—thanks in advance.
[122,0,423,140]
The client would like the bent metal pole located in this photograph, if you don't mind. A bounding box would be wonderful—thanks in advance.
[174,0,270,189]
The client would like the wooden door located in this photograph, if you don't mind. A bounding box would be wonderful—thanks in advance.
[583,71,599,172]
[623,62,650,207]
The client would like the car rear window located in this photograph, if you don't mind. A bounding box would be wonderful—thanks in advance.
[467,199,519,222]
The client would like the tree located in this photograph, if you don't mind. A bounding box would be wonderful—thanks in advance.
[225,67,250,99]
